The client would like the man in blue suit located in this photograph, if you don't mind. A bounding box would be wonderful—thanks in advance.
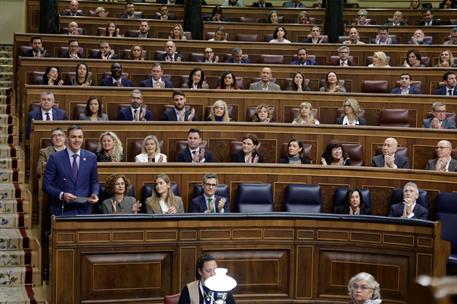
[391,73,421,95]
[101,62,133,87]
[141,63,173,88]
[161,90,195,121]
[371,137,410,169]
[190,173,229,213]
[435,71,457,96]
[388,182,428,220]
[117,89,153,121]
[26,91,68,139]
[290,48,316,66]
[176,128,213,163]
[43,125,99,215]
[422,102,456,129]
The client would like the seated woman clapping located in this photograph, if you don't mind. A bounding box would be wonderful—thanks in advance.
[231,133,265,163]
[206,100,231,122]
[292,102,319,125]
[334,189,371,215]
[96,131,123,162]
[135,135,167,163]
[280,139,311,164]
[145,174,184,214]
[102,174,141,214]
[321,142,351,166]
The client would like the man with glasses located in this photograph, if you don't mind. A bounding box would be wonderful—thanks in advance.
[423,102,456,129]
[443,27,457,45]
[426,140,457,172]
[117,89,152,121]
[37,128,66,176]
[334,46,353,66]
[391,73,421,94]
[189,173,229,213]
[304,26,325,44]
[371,137,410,169]
[202,47,219,63]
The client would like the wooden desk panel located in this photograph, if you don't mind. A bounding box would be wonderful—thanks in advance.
[51,214,450,304]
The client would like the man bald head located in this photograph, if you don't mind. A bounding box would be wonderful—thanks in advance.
[436,140,452,159]
[382,137,398,156]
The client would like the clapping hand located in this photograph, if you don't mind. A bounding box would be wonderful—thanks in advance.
[384,154,395,168]
[217,197,226,212]
[167,206,177,214]
[132,201,142,213]
[187,107,195,121]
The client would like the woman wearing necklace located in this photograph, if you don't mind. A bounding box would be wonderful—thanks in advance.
[102,174,141,214]
[178,254,236,304]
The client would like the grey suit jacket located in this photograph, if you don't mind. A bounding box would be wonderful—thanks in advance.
[102,196,137,214]
[37,145,60,176]
[425,158,457,172]
[422,118,456,129]
[145,196,185,214]
[249,81,281,91]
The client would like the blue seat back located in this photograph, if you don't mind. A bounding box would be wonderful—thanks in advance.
[236,183,273,213]
[284,184,322,213]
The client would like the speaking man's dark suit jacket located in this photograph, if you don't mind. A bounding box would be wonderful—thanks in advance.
[231,150,265,163]
[100,76,133,87]
[176,148,213,162]
[425,158,457,172]
[43,148,99,215]
[141,78,173,88]
[190,194,230,213]
[388,202,429,220]
[422,118,456,129]
[117,107,153,121]
[371,153,410,169]
[290,59,316,65]
[161,108,192,121]
[435,86,457,95]
[27,108,68,139]
[391,86,421,94]
[252,1,273,7]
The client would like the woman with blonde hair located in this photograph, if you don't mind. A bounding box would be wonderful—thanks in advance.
[96,131,123,162]
[135,135,167,163]
[130,45,144,60]
[336,98,366,126]
[102,174,141,214]
[368,51,390,67]
[207,100,231,122]
[169,24,187,40]
[435,50,457,67]
[145,174,185,214]
[292,102,319,125]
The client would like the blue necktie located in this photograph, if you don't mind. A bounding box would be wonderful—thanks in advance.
[72,154,79,179]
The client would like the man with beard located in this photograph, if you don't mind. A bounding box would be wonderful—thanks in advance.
[101,62,132,87]
[117,89,152,121]
[161,90,195,121]
[91,41,118,60]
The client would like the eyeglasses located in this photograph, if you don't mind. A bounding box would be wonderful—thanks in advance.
[351,284,373,291]
[204,183,217,188]
[436,146,450,149]
[434,110,446,113]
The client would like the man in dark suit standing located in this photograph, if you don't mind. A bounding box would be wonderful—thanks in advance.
[388,182,428,219]
[252,0,272,7]
[435,71,457,96]
[391,73,421,95]
[43,125,99,215]
[423,102,456,129]
[27,91,68,139]
[101,62,133,87]
[290,48,316,65]
[190,173,230,213]
[117,89,153,121]
[161,90,195,121]
[141,63,173,88]
[371,137,410,169]
[426,140,457,172]
[176,128,213,163]
[23,36,48,57]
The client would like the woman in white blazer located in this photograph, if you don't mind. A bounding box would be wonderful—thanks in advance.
[135,135,167,163]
